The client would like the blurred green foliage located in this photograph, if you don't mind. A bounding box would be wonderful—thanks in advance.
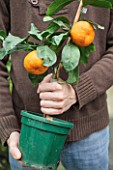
[0,58,11,170]
[0,142,10,170]
[6,56,13,92]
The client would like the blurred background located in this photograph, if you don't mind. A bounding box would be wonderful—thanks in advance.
[107,86,113,170]
[0,86,113,170]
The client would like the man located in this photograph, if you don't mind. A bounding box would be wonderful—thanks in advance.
[0,0,113,170]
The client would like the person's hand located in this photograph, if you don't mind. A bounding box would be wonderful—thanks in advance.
[7,131,26,166]
[7,131,32,167]
[7,131,21,160]
[37,74,77,115]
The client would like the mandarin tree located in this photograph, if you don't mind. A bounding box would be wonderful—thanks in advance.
[0,0,113,85]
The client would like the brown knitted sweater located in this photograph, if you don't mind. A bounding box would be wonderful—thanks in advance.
[0,0,113,145]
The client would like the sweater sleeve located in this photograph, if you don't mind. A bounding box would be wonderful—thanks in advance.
[0,0,20,145]
[76,9,113,109]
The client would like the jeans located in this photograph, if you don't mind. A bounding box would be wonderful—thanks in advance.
[60,126,109,170]
[9,154,37,170]
[9,126,109,170]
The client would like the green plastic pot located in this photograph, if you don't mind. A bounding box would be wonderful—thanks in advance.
[19,110,74,170]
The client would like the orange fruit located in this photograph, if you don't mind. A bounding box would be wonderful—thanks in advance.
[70,21,95,47]
[24,50,48,75]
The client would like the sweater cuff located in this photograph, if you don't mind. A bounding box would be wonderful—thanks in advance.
[76,73,97,109]
[0,115,20,145]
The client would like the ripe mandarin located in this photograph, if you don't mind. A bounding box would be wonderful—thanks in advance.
[24,50,48,75]
[70,21,95,47]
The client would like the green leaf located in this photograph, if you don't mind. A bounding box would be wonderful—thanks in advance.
[79,43,96,64]
[43,16,70,37]
[46,0,113,16]
[107,0,113,3]
[51,32,68,46]
[54,16,71,26]
[53,19,69,30]
[62,43,80,72]
[0,48,7,60]
[46,0,75,16]
[28,23,42,41]
[6,55,11,73]
[45,19,69,37]
[66,66,79,84]
[43,16,53,22]
[0,30,7,41]
[0,43,37,58]
[87,43,96,53]
[46,22,60,34]
[96,24,105,30]
[41,31,50,38]
[37,45,57,67]
[28,71,48,86]
[44,15,71,26]
[8,43,37,54]
[83,0,113,8]
[82,19,104,30]
[3,33,26,52]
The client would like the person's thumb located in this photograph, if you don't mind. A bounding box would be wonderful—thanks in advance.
[37,73,52,93]
[10,146,21,160]
[41,73,52,83]
[7,131,21,160]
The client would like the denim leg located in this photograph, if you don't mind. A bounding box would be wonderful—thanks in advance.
[60,126,109,170]
[9,153,40,170]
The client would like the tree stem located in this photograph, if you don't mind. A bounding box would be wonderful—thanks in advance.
[74,0,83,23]
[67,0,83,43]
[55,0,83,80]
